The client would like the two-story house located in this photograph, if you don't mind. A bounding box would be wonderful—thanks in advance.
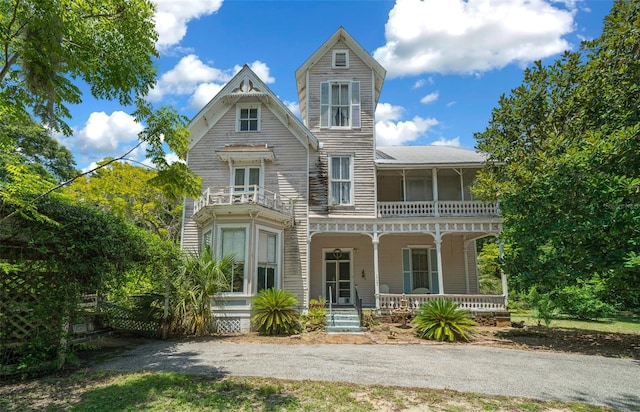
[180,27,505,333]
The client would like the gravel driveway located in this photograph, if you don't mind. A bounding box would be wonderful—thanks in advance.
[97,339,640,410]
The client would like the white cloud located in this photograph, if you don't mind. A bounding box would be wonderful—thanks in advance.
[234,61,275,84]
[374,0,576,76]
[75,111,143,154]
[189,82,225,109]
[284,100,301,117]
[375,103,438,145]
[446,101,456,108]
[431,137,461,147]
[420,91,439,104]
[154,0,223,49]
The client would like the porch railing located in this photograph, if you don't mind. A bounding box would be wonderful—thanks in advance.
[194,186,294,216]
[378,293,507,312]
[377,200,499,217]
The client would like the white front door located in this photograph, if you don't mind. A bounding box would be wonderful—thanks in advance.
[324,249,352,305]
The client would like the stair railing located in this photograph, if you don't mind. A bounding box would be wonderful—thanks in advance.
[328,286,334,326]
[354,285,363,325]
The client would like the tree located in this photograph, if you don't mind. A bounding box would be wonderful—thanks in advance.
[475,0,640,309]
[65,160,182,241]
[0,0,201,219]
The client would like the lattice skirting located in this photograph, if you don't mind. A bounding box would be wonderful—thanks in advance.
[214,317,242,334]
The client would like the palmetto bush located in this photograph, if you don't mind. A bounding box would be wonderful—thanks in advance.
[413,299,476,342]
[251,288,301,336]
[172,251,232,336]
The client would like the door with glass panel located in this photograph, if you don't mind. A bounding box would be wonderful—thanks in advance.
[324,249,352,305]
[233,167,260,201]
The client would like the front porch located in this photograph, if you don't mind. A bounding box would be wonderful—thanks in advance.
[378,293,507,312]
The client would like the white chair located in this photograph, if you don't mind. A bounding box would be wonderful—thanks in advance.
[379,284,389,293]
[411,287,430,294]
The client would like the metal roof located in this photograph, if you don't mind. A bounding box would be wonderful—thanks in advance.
[375,145,487,167]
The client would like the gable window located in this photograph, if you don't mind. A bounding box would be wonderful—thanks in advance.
[236,104,260,131]
[221,227,247,293]
[257,229,278,292]
[233,166,261,192]
[332,50,349,68]
[329,155,353,205]
[320,81,360,129]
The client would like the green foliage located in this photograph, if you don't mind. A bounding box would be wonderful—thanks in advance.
[555,277,616,320]
[303,298,327,331]
[476,238,506,294]
[529,291,559,327]
[172,252,232,336]
[474,0,640,310]
[251,289,301,336]
[413,299,476,342]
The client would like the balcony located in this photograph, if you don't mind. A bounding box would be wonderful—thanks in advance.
[377,200,500,218]
[193,186,294,224]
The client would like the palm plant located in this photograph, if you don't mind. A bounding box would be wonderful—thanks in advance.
[251,288,301,335]
[413,299,476,342]
[172,251,233,336]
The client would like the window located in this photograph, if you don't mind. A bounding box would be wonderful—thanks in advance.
[402,248,439,293]
[236,105,260,131]
[320,81,360,128]
[332,50,349,68]
[233,166,261,192]
[201,229,213,254]
[329,155,353,205]
[221,228,246,293]
[257,230,278,292]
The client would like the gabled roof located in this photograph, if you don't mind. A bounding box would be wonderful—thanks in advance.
[376,146,488,168]
[188,65,318,151]
[294,27,387,118]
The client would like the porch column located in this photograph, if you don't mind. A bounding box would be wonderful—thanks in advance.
[499,239,508,307]
[463,241,470,293]
[435,226,444,294]
[372,232,380,309]
[432,168,439,216]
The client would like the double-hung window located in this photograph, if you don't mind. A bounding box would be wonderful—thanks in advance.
[236,104,260,131]
[402,248,439,294]
[257,230,278,292]
[221,227,247,293]
[233,166,261,193]
[320,81,360,129]
[329,155,353,205]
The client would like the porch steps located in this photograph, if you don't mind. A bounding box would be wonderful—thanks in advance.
[325,308,363,333]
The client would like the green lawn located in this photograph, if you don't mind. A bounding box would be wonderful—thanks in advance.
[0,370,619,412]
[510,311,640,334]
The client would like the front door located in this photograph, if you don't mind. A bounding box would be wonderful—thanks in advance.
[325,249,351,305]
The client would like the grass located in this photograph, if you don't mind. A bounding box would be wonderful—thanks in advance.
[0,370,620,412]
[510,311,640,334]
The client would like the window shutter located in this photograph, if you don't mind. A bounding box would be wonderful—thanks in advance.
[402,248,411,294]
[351,81,360,128]
[320,82,329,128]
[430,248,439,294]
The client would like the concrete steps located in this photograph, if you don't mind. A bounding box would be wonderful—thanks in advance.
[325,308,363,333]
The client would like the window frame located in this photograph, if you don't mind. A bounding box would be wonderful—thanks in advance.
[236,104,261,132]
[218,224,249,295]
[328,154,354,206]
[332,50,349,69]
[255,226,281,294]
[231,165,263,193]
[402,247,439,293]
[320,80,360,129]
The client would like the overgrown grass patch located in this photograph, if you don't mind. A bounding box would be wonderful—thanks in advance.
[0,370,620,411]
[511,311,640,335]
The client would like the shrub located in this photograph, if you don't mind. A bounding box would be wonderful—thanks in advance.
[251,288,301,336]
[304,298,327,331]
[413,299,476,342]
[555,277,615,320]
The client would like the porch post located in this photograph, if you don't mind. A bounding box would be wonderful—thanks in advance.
[499,239,508,307]
[373,231,380,309]
[435,226,444,295]
[463,241,470,293]
[432,168,439,216]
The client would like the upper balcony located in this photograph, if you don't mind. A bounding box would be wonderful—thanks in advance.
[193,186,295,225]
[377,200,499,218]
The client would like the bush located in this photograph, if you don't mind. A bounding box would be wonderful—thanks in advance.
[555,277,615,320]
[251,288,301,336]
[303,298,326,331]
[413,299,476,342]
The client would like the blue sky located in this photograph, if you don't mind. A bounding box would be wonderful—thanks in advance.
[58,0,614,171]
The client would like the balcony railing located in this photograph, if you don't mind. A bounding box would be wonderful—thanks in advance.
[193,186,294,217]
[377,200,499,217]
[378,293,507,312]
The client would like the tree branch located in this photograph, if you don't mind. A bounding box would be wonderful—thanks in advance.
[1,140,145,223]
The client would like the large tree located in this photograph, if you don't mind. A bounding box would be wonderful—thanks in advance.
[0,0,200,220]
[475,0,640,309]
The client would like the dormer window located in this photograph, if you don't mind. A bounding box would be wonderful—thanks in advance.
[236,104,260,131]
[332,50,349,68]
